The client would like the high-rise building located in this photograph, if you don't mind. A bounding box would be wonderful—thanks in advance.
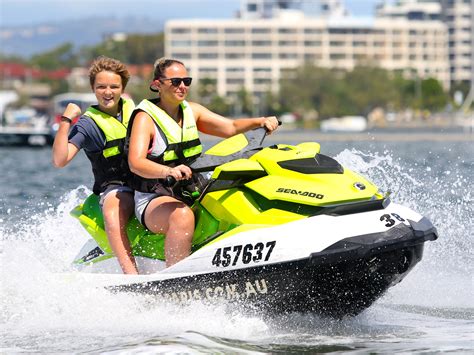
[165,0,450,99]
[376,0,443,21]
[239,0,348,19]
[440,0,473,86]
[377,0,472,86]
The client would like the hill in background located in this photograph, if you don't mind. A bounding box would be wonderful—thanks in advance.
[1,16,164,58]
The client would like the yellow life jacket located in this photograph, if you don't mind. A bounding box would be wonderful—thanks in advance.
[135,99,202,164]
[128,98,203,194]
[83,97,135,194]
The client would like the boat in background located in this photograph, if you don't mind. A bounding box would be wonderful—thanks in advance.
[0,119,53,147]
[0,91,52,147]
[49,92,97,136]
[320,115,367,133]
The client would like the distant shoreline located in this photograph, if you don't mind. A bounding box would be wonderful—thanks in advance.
[201,129,473,143]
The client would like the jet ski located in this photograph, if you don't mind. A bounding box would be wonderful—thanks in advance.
[71,128,438,317]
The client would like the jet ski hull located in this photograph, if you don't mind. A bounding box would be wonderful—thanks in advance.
[110,217,436,317]
[70,129,438,318]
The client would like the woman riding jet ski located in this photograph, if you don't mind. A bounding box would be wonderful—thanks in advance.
[71,128,438,317]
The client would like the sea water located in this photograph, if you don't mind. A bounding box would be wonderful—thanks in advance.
[1,134,473,353]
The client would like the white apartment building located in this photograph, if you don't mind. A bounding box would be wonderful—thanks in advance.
[165,0,450,98]
[440,0,473,85]
[378,0,473,85]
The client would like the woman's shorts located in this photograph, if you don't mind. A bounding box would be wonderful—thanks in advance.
[99,184,134,210]
[134,191,160,226]
[134,188,190,229]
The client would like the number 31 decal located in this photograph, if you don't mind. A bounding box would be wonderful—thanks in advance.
[380,213,406,227]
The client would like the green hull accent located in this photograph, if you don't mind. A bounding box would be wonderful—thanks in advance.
[72,194,220,262]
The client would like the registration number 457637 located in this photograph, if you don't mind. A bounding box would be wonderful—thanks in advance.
[212,241,276,268]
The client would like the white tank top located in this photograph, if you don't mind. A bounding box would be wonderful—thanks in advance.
[148,125,167,158]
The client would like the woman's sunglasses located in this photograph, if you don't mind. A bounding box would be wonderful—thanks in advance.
[160,77,193,87]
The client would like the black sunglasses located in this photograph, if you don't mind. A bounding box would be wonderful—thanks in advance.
[160,77,192,87]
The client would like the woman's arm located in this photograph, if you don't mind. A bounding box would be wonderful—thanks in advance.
[128,112,192,181]
[52,103,81,167]
[191,102,279,138]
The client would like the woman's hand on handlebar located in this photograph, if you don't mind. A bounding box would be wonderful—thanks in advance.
[260,116,279,134]
[167,164,192,181]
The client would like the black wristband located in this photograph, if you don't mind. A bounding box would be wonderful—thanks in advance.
[60,115,72,123]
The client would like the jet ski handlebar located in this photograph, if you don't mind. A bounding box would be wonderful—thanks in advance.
[164,175,177,187]
[164,124,280,183]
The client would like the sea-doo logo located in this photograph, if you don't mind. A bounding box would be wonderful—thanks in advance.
[276,187,324,199]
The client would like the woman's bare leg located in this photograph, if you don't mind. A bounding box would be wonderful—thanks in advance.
[144,196,195,267]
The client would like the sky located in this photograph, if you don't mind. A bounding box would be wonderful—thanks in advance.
[0,0,379,27]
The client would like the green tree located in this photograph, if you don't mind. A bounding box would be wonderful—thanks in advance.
[126,79,152,104]
[420,78,448,111]
[208,95,231,116]
[234,86,253,116]
[0,53,26,63]
[261,90,282,116]
[392,73,415,110]
[29,43,78,70]
[80,33,164,65]
[344,66,399,115]
[124,33,164,64]
[196,77,218,106]
[80,39,127,63]
[279,64,341,119]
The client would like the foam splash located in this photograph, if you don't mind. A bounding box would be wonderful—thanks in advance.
[0,187,269,352]
[335,148,473,308]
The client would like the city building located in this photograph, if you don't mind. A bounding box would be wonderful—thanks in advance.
[440,0,472,88]
[377,0,472,86]
[165,0,453,100]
